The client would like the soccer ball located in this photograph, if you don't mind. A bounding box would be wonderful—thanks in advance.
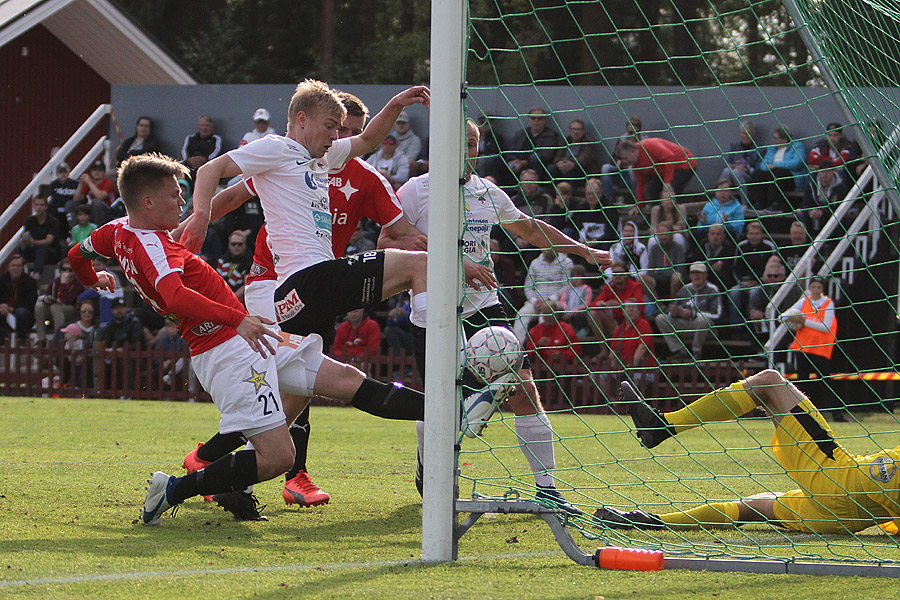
[781,307,804,332]
[464,326,524,384]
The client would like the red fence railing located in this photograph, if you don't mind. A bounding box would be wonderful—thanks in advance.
[0,342,742,412]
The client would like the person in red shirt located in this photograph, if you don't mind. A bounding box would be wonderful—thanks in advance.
[333,308,382,357]
[69,153,425,525]
[525,300,581,368]
[72,160,118,225]
[175,92,433,510]
[613,138,697,210]
[588,261,646,338]
[607,300,657,393]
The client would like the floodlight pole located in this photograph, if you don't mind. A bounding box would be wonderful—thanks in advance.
[782,0,900,214]
[422,0,466,562]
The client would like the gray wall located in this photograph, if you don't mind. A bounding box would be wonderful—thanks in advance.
[112,83,859,189]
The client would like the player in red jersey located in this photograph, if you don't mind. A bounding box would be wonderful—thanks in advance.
[175,92,439,511]
[69,153,426,525]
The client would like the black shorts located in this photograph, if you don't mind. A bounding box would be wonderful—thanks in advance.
[411,302,529,381]
[274,251,385,337]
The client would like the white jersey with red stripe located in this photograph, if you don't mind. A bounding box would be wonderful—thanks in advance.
[226,135,352,284]
[82,217,245,354]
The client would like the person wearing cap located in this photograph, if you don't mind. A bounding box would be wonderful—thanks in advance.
[241,109,275,146]
[100,297,144,351]
[72,160,117,226]
[34,257,83,342]
[655,261,722,362]
[807,122,852,170]
[366,133,410,190]
[48,162,78,236]
[391,110,421,169]
[115,116,161,167]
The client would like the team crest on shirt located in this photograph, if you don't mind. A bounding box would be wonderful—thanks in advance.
[869,456,896,483]
[304,171,319,190]
[275,289,305,322]
[249,263,268,277]
[243,366,271,392]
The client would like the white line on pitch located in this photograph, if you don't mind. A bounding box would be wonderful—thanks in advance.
[0,551,560,589]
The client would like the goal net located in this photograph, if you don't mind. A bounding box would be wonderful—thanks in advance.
[452,0,900,569]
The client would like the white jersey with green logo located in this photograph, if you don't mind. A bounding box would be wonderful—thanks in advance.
[397,173,524,321]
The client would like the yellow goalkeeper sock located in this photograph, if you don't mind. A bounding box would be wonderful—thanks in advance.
[659,501,742,529]
[664,381,757,434]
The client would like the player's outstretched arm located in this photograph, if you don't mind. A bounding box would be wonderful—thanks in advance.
[349,86,430,159]
[503,216,612,269]
[236,315,280,359]
[182,155,242,252]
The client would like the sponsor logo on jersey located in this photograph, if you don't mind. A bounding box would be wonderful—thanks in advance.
[313,210,333,231]
[275,289,305,322]
[304,171,319,190]
[870,456,896,483]
[190,321,223,336]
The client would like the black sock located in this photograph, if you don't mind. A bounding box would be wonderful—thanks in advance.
[350,378,425,421]
[196,432,246,462]
[170,450,260,504]
[286,406,311,480]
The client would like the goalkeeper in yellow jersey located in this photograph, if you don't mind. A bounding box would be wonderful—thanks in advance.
[594,370,900,535]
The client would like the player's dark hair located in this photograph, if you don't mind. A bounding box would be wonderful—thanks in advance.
[117,153,190,212]
[335,91,369,118]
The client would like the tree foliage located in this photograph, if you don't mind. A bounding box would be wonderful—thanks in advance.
[115,0,814,86]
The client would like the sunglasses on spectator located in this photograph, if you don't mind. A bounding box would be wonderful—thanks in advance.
[80,308,94,313]
[230,242,245,246]
[382,139,396,145]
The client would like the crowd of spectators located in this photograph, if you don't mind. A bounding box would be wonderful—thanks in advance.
[4,105,862,404]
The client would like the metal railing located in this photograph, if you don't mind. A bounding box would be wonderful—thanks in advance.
[0,104,112,265]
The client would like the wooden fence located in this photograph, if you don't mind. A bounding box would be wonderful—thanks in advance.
[0,342,745,413]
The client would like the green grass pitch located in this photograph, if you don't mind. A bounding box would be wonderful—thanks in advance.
[0,396,896,599]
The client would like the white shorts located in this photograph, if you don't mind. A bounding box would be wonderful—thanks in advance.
[273,331,326,396]
[245,279,277,325]
[192,335,285,437]
[246,278,326,396]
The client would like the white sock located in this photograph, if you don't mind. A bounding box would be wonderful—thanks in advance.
[409,292,428,328]
[515,412,556,488]
[415,420,425,464]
